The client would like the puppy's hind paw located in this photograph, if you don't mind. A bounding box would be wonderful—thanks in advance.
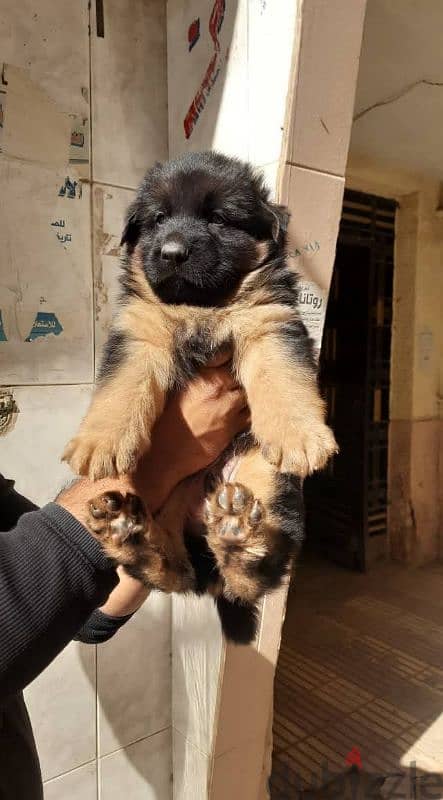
[205,482,265,544]
[87,491,149,545]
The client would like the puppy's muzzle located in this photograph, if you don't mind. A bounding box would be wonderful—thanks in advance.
[161,234,189,265]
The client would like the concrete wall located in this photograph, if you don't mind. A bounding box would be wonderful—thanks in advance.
[0,2,172,798]
[350,0,443,181]
[389,184,442,565]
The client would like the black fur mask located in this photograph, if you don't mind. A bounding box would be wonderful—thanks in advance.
[121,151,288,307]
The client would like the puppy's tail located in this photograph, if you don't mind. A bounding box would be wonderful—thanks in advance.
[216,597,258,645]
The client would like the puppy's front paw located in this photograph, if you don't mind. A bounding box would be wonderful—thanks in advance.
[62,432,139,480]
[261,421,338,477]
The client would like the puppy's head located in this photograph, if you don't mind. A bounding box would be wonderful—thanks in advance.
[121,151,289,306]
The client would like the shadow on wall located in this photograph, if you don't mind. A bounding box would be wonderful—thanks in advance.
[78,598,275,796]
[78,596,172,794]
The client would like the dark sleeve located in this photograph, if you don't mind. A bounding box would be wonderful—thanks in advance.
[74,607,134,644]
[0,477,38,529]
[0,502,118,700]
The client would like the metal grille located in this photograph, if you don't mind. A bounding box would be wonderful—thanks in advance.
[304,190,396,570]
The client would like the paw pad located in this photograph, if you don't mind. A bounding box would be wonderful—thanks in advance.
[205,483,265,543]
[87,491,147,542]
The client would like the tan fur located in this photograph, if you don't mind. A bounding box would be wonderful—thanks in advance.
[64,250,336,481]
[63,244,337,605]
[204,448,284,601]
[87,490,194,593]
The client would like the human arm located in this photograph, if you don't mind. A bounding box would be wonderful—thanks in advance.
[75,351,249,638]
[0,355,249,689]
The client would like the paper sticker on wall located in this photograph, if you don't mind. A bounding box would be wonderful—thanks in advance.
[58,176,81,199]
[418,330,433,372]
[296,280,327,350]
[69,115,89,165]
[0,311,7,341]
[0,390,19,436]
[25,312,63,342]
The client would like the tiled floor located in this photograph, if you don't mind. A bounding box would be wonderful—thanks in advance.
[271,557,443,798]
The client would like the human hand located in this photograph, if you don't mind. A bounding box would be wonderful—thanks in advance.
[58,351,249,526]
[136,350,250,508]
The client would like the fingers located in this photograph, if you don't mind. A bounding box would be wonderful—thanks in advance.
[197,364,239,396]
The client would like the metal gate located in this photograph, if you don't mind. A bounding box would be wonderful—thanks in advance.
[304,189,396,570]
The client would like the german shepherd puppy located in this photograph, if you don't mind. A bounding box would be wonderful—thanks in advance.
[63,152,337,643]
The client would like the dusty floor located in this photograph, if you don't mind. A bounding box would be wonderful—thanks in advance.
[270,557,443,798]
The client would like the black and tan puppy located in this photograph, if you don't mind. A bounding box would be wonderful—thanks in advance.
[63,152,337,643]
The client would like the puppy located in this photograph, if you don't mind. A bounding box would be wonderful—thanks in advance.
[63,152,337,643]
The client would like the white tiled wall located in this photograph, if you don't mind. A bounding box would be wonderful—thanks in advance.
[97,593,171,756]
[90,0,168,188]
[44,761,97,800]
[25,642,96,782]
[99,729,172,800]
[0,2,172,798]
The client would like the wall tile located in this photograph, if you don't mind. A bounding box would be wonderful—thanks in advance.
[213,642,273,758]
[24,643,96,782]
[248,0,298,167]
[92,184,135,375]
[0,0,90,176]
[172,594,223,756]
[167,0,248,159]
[287,0,367,176]
[0,161,93,385]
[260,161,280,197]
[281,164,344,350]
[172,729,209,800]
[0,384,93,506]
[100,730,172,800]
[44,761,97,800]
[91,0,168,188]
[98,592,171,756]
[211,737,265,800]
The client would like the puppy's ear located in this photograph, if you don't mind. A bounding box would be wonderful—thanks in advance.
[262,201,290,242]
[268,202,290,242]
[120,205,141,248]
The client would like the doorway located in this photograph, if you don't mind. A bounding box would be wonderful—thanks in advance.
[304,189,396,571]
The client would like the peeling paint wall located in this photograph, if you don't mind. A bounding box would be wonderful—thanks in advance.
[0,2,172,797]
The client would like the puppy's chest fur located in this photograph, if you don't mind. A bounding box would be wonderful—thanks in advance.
[115,257,303,392]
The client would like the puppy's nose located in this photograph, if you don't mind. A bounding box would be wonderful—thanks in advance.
[161,238,189,264]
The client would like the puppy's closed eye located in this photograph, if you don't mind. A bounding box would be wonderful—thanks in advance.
[209,210,225,226]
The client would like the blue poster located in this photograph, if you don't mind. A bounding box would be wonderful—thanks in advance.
[25,312,63,342]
